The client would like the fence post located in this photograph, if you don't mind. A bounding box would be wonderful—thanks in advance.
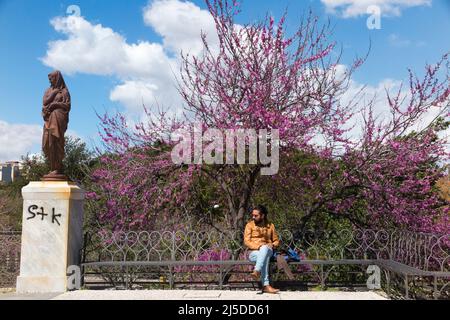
[219,266,223,290]
[433,275,439,300]
[320,265,325,289]
[169,232,176,289]
[404,275,409,299]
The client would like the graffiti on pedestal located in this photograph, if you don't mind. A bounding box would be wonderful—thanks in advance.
[27,205,62,226]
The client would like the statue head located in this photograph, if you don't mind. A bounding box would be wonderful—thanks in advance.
[48,70,67,90]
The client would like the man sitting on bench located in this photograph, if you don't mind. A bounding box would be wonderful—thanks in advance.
[244,205,280,294]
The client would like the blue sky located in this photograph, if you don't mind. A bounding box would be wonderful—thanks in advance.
[0,0,449,161]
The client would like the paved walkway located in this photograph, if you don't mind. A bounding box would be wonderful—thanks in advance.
[0,290,388,300]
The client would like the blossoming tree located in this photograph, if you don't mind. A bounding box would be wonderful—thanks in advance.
[88,0,449,235]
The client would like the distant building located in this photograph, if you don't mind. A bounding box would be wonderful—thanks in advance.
[0,161,21,184]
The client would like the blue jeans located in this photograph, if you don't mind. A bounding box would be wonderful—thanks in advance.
[248,245,273,286]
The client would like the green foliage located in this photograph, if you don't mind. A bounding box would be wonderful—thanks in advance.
[63,136,95,183]
[21,136,94,183]
[0,179,25,229]
[0,136,95,230]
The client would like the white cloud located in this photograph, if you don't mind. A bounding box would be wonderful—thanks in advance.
[43,16,130,76]
[388,33,426,48]
[110,80,180,113]
[339,68,449,154]
[0,120,42,162]
[321,0,432,18]
[143,0,218,55]
[109,81,158,112]
[42,14,179,111]
[44,15,176,79]
[0,120,86,163]
[41,0,447,152]
[333,68,403,145]
[388,33,411,47]
[42,0,217,114]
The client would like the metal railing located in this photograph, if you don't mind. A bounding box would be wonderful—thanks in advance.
[83,228,449,272]
[82,228,449,298]
[0,227,21,288]
[1,226,448,299]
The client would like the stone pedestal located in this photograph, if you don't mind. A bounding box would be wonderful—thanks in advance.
[16,181,84,293]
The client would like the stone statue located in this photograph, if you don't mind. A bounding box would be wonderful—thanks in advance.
[41,70,71,181]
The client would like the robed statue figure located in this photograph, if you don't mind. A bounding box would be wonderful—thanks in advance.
[41,70,71,181]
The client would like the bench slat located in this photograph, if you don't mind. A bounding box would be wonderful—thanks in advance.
[82,259,374,268]
[376,260,433,276]
[81,259,448,278]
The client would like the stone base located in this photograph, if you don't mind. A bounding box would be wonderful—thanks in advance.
[16,275,66,293]
[17,181,84,294]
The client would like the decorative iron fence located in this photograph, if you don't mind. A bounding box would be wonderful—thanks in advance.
[83,229,449,271]
[0,228,21,288]
[1,226,448,298]
[82,228,449,298]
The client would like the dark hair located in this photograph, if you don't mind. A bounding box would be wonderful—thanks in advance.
[253,205,268,217]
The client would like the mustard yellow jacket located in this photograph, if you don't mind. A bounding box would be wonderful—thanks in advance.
[244,220,280,250]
